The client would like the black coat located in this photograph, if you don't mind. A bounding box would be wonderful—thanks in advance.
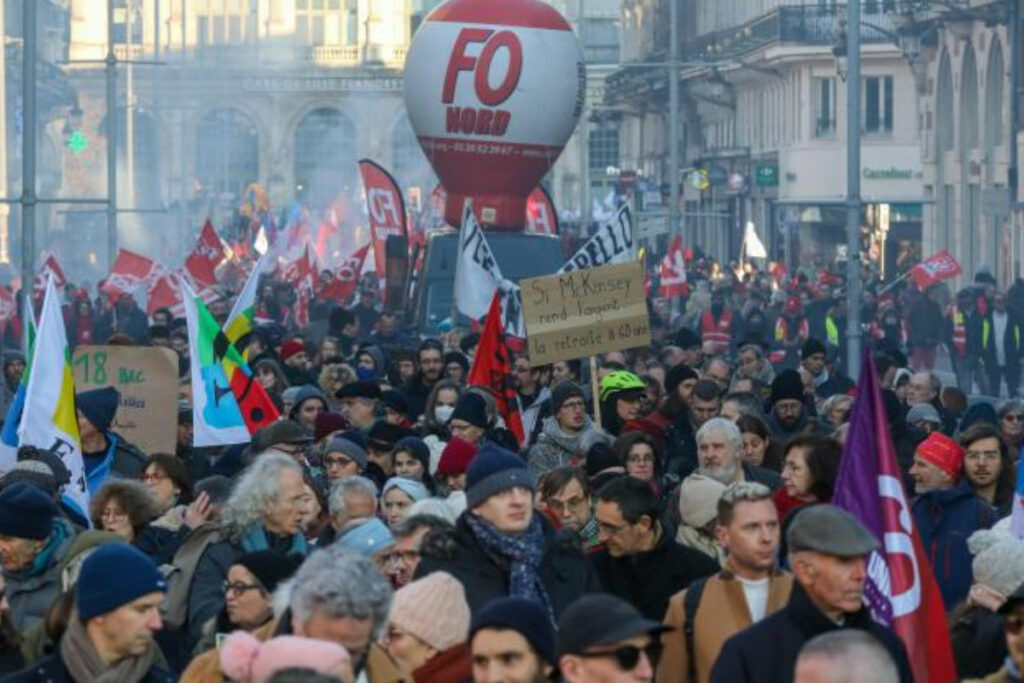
[951,606,1007,679]
[414,513,601,617]
[591,530,719,621]
[709,583,913,683]
[2,650,175,683]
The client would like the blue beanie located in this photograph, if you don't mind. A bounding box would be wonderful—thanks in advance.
[465,443,534,510]
[470,597,557,666]
[75,387,120,434]
[0,482,56,540]
[77,543,167,620]
[336,518,395,558]
[382,477,429,503]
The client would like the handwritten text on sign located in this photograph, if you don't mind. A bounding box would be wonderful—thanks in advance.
[72,345,179,455]
[520,261,651,365]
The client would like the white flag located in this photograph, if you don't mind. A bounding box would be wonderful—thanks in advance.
[454,200,508,320]
[561,204,635,272]
[18,275,88,513]
[743,221,768,259]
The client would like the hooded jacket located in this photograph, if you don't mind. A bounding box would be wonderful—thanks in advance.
[526,415,607,478]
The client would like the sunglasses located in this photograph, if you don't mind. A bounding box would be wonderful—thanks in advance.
[580,643,662,671]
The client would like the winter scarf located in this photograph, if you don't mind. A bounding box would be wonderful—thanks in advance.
[60,611,157,683]
[239,525,309,556]
[464,513,555,626]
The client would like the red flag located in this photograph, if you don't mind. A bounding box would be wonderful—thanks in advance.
[321,244,370,302]
[831,351,957,683]
[0,287,14,323]
[524,186,558,236]
[34,253,67,295]
[658,235,689,298]
[283,245,317,293]
[146,272,182,316]
[908,250,962,290]
[358,159,407,281]
[100,249,155,300]
[468,293,525,446]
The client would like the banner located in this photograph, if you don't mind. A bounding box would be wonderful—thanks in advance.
[831,351,957,683]
[909,250,962,290]
[17,275,87,512]
[741,220,767,259]
[34,253,67,295]
[100,249,155,300]
[658,235,688,298]
[560,204,634,273]
[454,200,508,320]
[321,244,371,303]
[525,186,558,236]
[468,293,525,446]
[185,220,229,288]
[0,295,35,469]
[225,254,270,347]
[72,346,179,455]
[520,261,651,365]
[359,159,407,281]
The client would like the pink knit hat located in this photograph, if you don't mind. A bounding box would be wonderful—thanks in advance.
[219,632,351,683]
[388,571,470,651]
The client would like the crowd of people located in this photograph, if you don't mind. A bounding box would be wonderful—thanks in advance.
[0,257,1024,683]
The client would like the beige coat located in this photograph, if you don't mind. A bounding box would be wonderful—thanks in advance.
[657,569,793,683]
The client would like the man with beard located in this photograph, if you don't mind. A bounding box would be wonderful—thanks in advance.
[528,382,606,479]
[695,418,780,490]
[470,597,558,683]
[766,370,822,439]
[401,339,445,421]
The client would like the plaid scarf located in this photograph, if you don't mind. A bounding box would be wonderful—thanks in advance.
[465,512,555,626]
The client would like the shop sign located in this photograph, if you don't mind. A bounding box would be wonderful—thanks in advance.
[754,164,779,187]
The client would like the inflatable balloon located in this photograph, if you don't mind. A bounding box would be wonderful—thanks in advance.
[404,0,584,231]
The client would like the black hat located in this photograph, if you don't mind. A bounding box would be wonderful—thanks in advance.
[551,381,585,414]
[251,419,313,453]
[381,390,409,416]
[674,327,701,350]
[451,392,488,429]
[558,594,669,656]
[366,420,410,451]
[801,337,828,360]
[769,369,805,405]
[443,351,469,372]
[665,364,699,396]
[999,582,1024,614]
[471,597,557,666]
[335,380,382,401]
[234,550,303,595]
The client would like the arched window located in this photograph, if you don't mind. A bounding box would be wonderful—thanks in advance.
[960,46,979,150]
[195,108,259,200]
[936,53,954,153]
[293,107,356,207]
[984,40,1004,150]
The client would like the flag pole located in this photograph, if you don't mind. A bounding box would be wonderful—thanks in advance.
[590,356,601,430]
[877,271,910,296]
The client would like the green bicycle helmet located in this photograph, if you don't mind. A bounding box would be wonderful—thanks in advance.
[600,370,646,402]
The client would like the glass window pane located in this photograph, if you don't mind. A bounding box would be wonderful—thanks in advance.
[297,0,309,9]
[313,16,325,44]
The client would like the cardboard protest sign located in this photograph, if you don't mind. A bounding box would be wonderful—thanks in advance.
[520,261,651,365]
[72,345,179,454]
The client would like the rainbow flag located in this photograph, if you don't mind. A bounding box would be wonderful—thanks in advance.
[224,254,269,351]
[17,275,86,512]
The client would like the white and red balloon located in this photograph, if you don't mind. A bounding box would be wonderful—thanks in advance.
[403,0,584,231]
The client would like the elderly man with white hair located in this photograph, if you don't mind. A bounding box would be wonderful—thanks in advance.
[695,418,781,490]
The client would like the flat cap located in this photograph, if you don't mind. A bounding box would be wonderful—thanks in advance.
[558,594,669,656]
[252,419,313,453]
[787,505,879,558]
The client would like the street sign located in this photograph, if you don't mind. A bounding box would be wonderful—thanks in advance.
[636,212,670,239]
[755,164,779,187]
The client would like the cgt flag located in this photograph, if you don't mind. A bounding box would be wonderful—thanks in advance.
[468,292,525,446]
[908,249,961,290]
[831,350,957,683]
[359,159,407,282]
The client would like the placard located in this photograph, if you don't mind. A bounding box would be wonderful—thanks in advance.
[72,345,179,455]
[520,261,651,365]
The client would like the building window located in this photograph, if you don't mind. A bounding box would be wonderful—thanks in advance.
[195,0,249,46]
[296,0,343,45]
[196,108,259,198]
[813,77,836,138]
[863,75,893,134]
[589,119,620,172]
[294,108,357,207]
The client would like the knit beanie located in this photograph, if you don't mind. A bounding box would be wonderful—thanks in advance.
[769,370,805,405]
[75,386,120,433]
[382,390,410,417]
[288,385,328,420]
[324,436,368,470]
[18,446,71,488]
[220,632,351,683]
[916,432,965,480]
[450,392,489,428]
[905,403,942,426]
[234,551,304,595]
[313,412,350,442]
[465,443,534,510]
[665,364,699,396]
[389,572,471,651]
[551,382,585,414]
[678,474,728,528]
[279,339,306,363]
[470,597,557,666]
[960,402,999,433]
[801,337,827,360]
[2,460,58,496]
[969,529,1024,597]
[0,482,56,539]
[437,437,477,477]
[382,477,429,504]
[77,543,167,620]
[336,518,395,558]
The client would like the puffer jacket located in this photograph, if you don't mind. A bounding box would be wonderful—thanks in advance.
[526,415,608,478]
[4,518,76,633]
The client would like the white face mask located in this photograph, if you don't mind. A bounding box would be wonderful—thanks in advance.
[434,405,455,424]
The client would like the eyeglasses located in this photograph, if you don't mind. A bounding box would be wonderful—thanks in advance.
[384,550,420,566]
[1003,414,1024,423]
[1005,614,1024,635]
[140,472,167,483]
[223,581,264,597]
[100,508,127,521]
[627,453,655,465]
[965,450,1000,462]
[579,643,662,671]
[323,456,353,468]
[561,400,586,411]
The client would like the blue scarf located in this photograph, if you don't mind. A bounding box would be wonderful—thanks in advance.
[10,520,69,581]
[465,513,555,626]
[84,433,119,496]
[239,525,309,556]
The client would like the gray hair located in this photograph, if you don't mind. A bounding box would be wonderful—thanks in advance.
[721,392,765,419]
[220,453,302,542]
[738,343,765,360]
[696,417,742,450]
[796,631,899,683]
[998,398,1024,419]
[289,545,393,637]
[820,394,853,419]
[327,476,379,517]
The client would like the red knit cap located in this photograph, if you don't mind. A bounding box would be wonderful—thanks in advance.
[437,437,477,476]
[916,432,965,480]
[279,339,306,362]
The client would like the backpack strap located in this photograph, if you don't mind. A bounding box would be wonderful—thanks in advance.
[683,577,709,683]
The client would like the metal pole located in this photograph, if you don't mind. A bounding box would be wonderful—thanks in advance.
[21,0,37,293]
[577,0,589,236]
[0,1,10,265]
[126,2,135,209]
[1009,0,1020,280]
[845,0,862,377]
[106,0,118,265]
[668,0,679,243]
